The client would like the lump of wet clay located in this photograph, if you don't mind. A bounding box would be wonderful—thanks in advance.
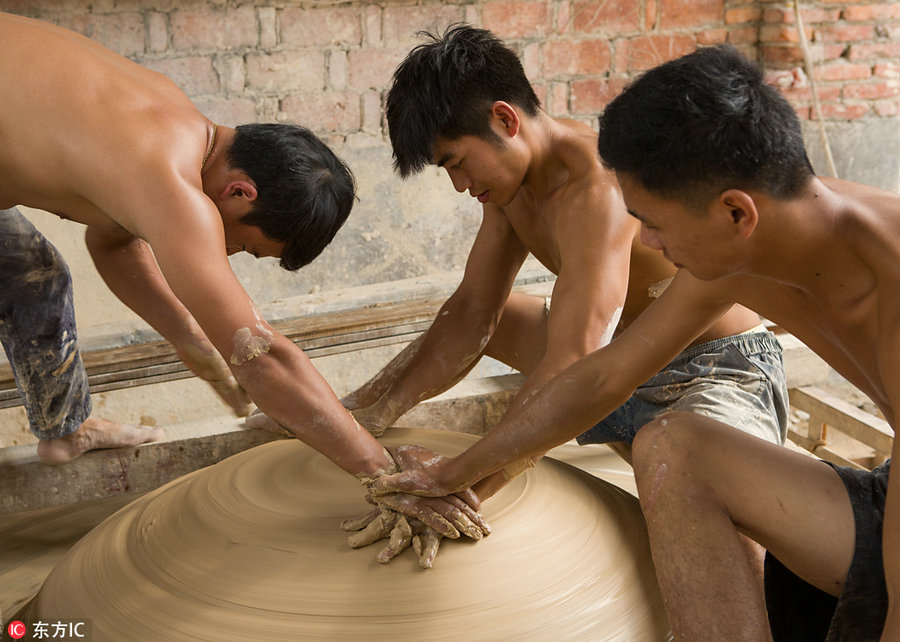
[22,428,670,640]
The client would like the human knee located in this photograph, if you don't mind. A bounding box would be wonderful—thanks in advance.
[632,414,709,514]
[633,414,694,474]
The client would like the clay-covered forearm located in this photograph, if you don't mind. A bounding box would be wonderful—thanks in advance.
[355,303,494,423]
[442,353,632,492]
[232,336,394,478]
[471,455,540,501]
[342,335,425,411]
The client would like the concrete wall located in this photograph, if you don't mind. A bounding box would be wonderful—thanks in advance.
[1,1,898,442]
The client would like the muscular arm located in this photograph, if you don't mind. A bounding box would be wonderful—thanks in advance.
[123,174,392,478]
[504,181,633,416]
[85,227,251,416]
[347,205,529,429]
[372,272,736,496]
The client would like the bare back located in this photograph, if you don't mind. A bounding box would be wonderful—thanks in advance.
[0,13,209,235]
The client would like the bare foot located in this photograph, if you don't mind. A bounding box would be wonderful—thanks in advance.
[37,416,166,465]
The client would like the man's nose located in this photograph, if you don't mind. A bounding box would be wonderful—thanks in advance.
[640,225,663,251]
[447,169,470,193]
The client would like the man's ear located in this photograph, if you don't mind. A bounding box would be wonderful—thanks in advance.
[491,101,520,138]
[718,189,759,238]
[221,178,258,203]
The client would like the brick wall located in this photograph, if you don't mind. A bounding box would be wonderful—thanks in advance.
[4,2,896,134]
[2,0,899,308]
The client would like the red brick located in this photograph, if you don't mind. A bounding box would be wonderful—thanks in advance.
[145,56,219,96]
[725,7,762,25]
[572,0,641,35]
[542,39,612,77]
[874,62,900,79]
[281,91,361,134]
[815,24,876,43]
[842,4,900,21]
[659,0,724,29]
[848,42,900,60]
[822,44,850,62]
[361,90,383,133]
[523,42,541,80]
[763,7,841,24]
[193,97,258,127]
[622,35,697,72]
[171,8,258,52]
[777,84,841,104]
[280,7,362,47]
[759,24,811,44]
[570,77,629,114]
[761,44,805,64]
[843,81,900,100]
[381,5,463,45]
[547,82,569,116]
[728,25,761,44]
[531,83,548,109]
[819,102,869,120]
[346,48,407,91]
[363,6,382,46]
[874,98,900,116]
[555,1,572,34]
[56,13,145,56]
[646,0,658,30]
[483,1,552,39]
[147,12,169,54]
[246,51,326,93]
[697,28,728,45]
[793,104,812,120]
[818,62,872,81]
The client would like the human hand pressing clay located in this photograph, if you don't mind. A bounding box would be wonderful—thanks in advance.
[342,448,491,568]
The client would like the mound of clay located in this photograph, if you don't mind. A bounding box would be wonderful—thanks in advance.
[23,428,669,640]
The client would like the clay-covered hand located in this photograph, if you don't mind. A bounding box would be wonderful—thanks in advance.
[178,341,252,417]
[340,504,481,569]
[377,492,491,541]
[366,444,463,497]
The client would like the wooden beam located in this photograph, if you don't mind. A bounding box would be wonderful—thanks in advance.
[789,386,893,457]
[0,272,554,409]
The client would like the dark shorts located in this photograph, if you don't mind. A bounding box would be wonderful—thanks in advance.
[765,459,890,641]
[0,207,91,439]
[577,329,789,446]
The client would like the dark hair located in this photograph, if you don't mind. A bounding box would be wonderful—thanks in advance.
[228,123,355,270]
[386,23,541,177]
[597,44,814,207]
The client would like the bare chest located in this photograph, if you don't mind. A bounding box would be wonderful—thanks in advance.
[505,203,561,272]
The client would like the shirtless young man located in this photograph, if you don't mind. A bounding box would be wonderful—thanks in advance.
[342,26,787,489]
[0,14,488,554]
[370,45,899,638]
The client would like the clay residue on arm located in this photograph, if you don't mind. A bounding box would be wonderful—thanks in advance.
[229,325,274,365]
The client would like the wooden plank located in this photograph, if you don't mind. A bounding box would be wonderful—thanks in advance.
[0,275,555,409]
[789,386,893,456]
[786,430,865,469]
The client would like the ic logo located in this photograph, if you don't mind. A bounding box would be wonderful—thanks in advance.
[7,620,27,640]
